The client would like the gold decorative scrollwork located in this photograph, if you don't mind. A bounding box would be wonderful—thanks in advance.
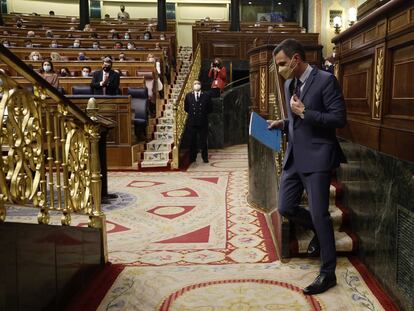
[260,67,267,112]
[372,46,384,120]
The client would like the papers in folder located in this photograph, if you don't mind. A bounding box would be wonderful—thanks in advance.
[249,112,281,152]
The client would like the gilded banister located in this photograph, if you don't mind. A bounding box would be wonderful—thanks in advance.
[171,44,201,169]
[0,44,107,262]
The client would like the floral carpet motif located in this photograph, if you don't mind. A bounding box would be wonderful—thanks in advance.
[97,258,387,311]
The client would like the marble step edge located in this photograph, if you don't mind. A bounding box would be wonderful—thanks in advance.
[140,159,170,168]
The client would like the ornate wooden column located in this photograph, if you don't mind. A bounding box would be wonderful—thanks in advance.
[229,0,240,31]
[79,0,90,30]
[157,0,167,31]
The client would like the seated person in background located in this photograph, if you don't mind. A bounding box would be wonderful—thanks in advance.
[90,32,99,39]
[211,27,219,32]
[45,30,54,38]
[92,41,101,49]
[39,60,59,88]
[146,25,154,32]
[104,14,111,20]
[50,40,59,48]
[90,58,120,95]
[69,17,77,24]
[69,26,76,32]
[143,31,152,40]
[155,43,161,50]
[208,58,226,97]
[49,10,55,16]
[27,31,35,38]
[81,66,91,78]
[83,24,92,32]
[50,52,62,61]
[70,39,81,48]
[25,39,33,48]
[267,26,274,33]
[78,52,87,61]
[1,40,11,48]
[111,32,121,40]
[118,52,127,62]
[118,5,130,20]
[29,51,42,61]
[123,32,131,40]
[114,41,123,49]
[159,33,166,41]
[126,42,135,50]
[59,67,71,77]
[16,19,24,28]
[2,30,10,36]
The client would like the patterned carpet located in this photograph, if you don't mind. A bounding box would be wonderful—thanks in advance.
[6,145,395,310]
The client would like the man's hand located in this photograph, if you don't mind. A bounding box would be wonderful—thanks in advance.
[267,119,284,130]
[290,95,305,117]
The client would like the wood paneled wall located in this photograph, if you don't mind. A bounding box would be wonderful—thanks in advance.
[333,0,414,162]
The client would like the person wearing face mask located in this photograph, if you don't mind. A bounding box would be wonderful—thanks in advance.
[29,51,42,61]
[118,5,130,20]
[90,58,120,95]
[92,41,100,49]
[127,42,135,50]
[124,32,131,40]
[78,52,87,61]
[50,40,59,48]
[147,54,163,92]
[59,67,70,77]
[25,40,33,48]
[1,40,11,48]
[208,58,226,98]
[39,60,59,88]
[71,40,81,48]
[184,80,213,163]
[143,31,152,40]
[81,66,91,78]
[267,39,346,296]
[159,34,166,41]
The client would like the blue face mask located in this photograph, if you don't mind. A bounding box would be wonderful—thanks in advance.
[79,55,86,60]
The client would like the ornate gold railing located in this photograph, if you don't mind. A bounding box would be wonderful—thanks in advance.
[171,44,201,169]
[0,45,107,261]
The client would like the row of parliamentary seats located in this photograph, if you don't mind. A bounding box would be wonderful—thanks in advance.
[0,12,182,168]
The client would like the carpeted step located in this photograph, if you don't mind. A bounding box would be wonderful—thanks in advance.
[140,159,170,168]
[289,180,357,258]
[146,140,173,152]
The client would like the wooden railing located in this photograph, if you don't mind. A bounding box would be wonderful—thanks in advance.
[171,44,201,169]
[0,44,107,261]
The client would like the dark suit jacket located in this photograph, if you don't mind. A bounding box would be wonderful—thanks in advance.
[282,66,347,173]
[90,70,120,95]
[184,91,212,126]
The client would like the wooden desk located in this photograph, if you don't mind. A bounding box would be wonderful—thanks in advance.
[46,95,136,167]
[198,31,319,61]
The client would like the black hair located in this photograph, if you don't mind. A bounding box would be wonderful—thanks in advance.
[82,66,91,72]
[143,31,152,39]
[49,11,55,15]
[273,38,306,61]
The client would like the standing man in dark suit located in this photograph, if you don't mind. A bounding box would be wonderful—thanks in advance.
[184,80,213,163]
[90,58,120,95]
[267,39,347,295]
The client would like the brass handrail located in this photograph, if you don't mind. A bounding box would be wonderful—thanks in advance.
[171,45,201,169]
[0,44,107,261]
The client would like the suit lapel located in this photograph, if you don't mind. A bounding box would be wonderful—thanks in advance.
[299,66,318,103]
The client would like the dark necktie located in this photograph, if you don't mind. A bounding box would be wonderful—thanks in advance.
[196,93,199,102]
[294,79,302,98]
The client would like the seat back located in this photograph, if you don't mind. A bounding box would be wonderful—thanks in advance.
[72,85,92,95]
[127,87,148,125]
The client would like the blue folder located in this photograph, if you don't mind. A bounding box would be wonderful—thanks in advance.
[249,112,281,152]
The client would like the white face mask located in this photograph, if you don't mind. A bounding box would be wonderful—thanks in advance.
[144,35,149,40]
[332,52,336,58]
[74,42,80,48]
[93,44,99,49]
[193,84,201,91]
[124,35,130,39]
[148,57,155,62]
[127,44,133,50]
[43,65,51,72]
[160,36,165,40]
[51,43,57,48]
[82,71,89,78]
[32,55,39,61]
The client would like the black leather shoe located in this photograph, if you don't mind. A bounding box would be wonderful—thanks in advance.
[307,234,320,257]
[203,159,209,163]
[303,274,337,295]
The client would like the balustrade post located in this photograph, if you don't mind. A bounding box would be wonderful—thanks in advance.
[86,118,108,263]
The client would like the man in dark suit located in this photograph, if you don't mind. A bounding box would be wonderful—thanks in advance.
[90,58,120,95]
[184,80,213,163]
[268,39,346,295]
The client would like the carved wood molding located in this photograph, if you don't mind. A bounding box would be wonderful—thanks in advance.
[372,44,385,120]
